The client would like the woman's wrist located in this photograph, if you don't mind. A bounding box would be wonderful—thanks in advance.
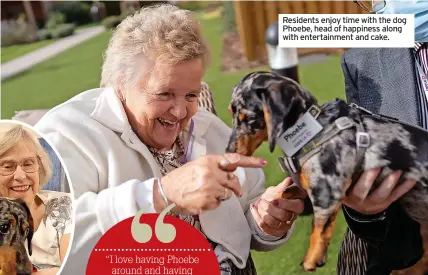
[153,178,169,213]
[153,177,179,215]
[157,178,169,206]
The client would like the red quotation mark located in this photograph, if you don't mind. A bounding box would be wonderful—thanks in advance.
[86,203,221,275]
[131,203,176,244]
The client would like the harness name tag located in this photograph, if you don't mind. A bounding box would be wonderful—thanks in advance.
[277,112,323,157]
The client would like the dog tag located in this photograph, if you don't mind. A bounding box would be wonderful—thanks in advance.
[277,111,323,157]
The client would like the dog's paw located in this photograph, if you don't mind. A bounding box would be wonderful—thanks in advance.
[301,260,317,272]
[301,253,327,272]
[317,252,327,267]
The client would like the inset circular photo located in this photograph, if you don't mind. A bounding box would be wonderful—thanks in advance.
[0,120,74,275]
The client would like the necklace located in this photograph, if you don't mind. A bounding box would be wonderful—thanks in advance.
[147,137,185,175]
[147,119,194,175]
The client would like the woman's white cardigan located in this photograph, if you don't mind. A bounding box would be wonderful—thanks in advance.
[34,87,295,274]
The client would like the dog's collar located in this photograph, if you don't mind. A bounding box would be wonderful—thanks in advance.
[277,103,371,187]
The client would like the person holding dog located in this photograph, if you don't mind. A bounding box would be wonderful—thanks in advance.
[335,1,428,275]
[337,3,428,273]
[338,43,428,275]
[34,4,306,275]
[0,123,73,275]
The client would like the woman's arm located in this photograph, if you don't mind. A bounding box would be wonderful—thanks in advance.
[32,210,71,274]
[60,234,71,262]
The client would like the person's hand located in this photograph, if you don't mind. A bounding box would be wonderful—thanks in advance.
[159,153,267,215]
[250,177,306,237]
[343,168,417,215]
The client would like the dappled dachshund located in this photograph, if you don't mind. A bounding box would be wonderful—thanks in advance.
[0,198,34,275]
[226,71,428,272]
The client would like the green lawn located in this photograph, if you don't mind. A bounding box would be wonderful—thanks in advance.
[1,9,349,275]
[1,30,112,119]
[75,22,102,30]
[1,23,103,64]
[1,39,58,64]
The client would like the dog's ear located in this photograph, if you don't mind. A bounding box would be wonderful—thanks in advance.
[25,206,34,256]
[15,199,34,256]
[26,224,34,256]
[256,77,316,152]
[259,92,283,152]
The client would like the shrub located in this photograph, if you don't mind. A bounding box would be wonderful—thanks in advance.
[175,1,211,11]
[102,15,126,29]
[1,19,38,46]
[222,1,236,33]
[52,1,91,26]
[37,29,52,41]
[46,12,66,30]
[103,1,122,16]
[50,24,75,39]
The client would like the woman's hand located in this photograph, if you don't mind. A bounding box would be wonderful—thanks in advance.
[250,178,306,237]
[343,168,417,215]
[158,153,267,215]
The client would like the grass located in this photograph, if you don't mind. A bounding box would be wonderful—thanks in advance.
[1,30,112,119]
[1,39,58,64]
[1,23,102,64]
[1,9,349,275]
[75,22,102,30]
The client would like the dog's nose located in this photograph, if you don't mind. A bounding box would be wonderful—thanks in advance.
[226,140,236,153]
[226,131,237,153]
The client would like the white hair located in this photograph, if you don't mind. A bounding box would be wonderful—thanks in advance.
[0,123,53,188]
[100,3,210,92]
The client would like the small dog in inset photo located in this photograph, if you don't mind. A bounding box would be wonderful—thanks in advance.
[0,198,34,275]
[226,71,428,272]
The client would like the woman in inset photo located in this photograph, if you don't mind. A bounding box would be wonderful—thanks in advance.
[0,121,73,275]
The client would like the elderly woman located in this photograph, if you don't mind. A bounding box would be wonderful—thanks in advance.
[34,4,306,274]
[0,123,73,275]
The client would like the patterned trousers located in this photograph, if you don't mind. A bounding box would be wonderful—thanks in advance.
[337,228,369,275]
[219,252,257,275]
[207,238,257,275]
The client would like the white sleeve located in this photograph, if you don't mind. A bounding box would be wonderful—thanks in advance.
[38,132,156,275]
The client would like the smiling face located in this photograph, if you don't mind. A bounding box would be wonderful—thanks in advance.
[0,141,40,207]
[121,58,203,150]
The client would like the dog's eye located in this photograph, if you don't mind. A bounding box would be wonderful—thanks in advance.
[24,227,30,237]
[0,223,10,234]
[247,119,258,127]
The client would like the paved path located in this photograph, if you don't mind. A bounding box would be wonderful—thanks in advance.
[1,26,105,81]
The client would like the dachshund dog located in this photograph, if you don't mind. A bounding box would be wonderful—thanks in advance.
[226,71,428,272]
[0,198,34,275]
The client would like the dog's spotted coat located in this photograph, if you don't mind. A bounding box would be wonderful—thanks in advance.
[0,198,34,275]
[226,71,428,271]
